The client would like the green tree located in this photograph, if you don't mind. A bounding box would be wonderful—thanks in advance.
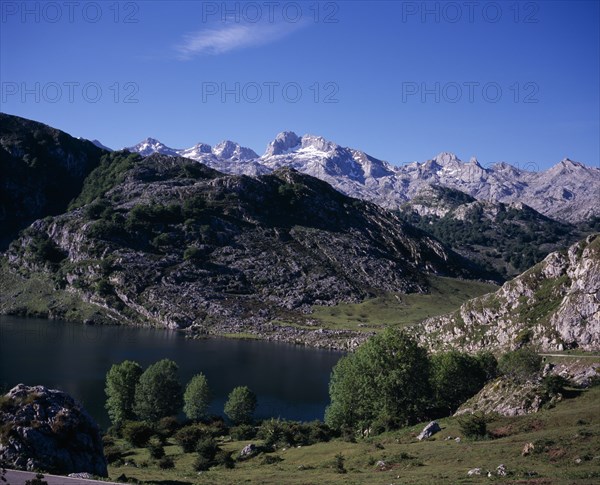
[134,359,183,421]
[325,328,431,434]
[498,348,542,382]
[183,373,212,421]
[430,351,487,414]
[224,386,257,425]
[105,360,143,425]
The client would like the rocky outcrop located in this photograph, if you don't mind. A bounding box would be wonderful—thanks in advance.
[0,384,107,477]
[414,234,600,352]
[454,377,554,417]
[417,421,441,440]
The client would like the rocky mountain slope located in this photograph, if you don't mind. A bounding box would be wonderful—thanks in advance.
[126,132,600,223]
[398,185,590,278]
[4,151,484,343]
[413,234,600,352]
[0,113,107,249]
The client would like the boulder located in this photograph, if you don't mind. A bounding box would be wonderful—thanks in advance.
[0,384,107,477]
[239,443,258,459]
[467,468,481,476]
[417,421,441,440]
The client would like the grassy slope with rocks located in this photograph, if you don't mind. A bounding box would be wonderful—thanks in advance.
[3,152,492,348]
[105,385,600,485]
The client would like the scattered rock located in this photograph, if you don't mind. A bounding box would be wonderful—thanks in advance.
[454,437,461,443]
[0,384,107,477]
[496,464,507,476]
[68,472,93,479]
[467,467,481,476]
[522,442,535,456]
[375,460,386,470]
[417,421,441,440]
[239,443,258,459]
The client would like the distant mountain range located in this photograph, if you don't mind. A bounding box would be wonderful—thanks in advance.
[120,132,600,224]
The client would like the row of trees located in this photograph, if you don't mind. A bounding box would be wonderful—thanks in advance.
[105,359,257,426]
[325,328,502,434]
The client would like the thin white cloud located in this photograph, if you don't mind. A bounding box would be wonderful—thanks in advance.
[176,22,304,59]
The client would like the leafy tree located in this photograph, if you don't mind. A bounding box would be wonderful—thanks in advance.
[183,373,212,421]
[105,360,143,425]
[498,348,542,382]
[224,386,257,425]
[325,328,431,434]
[430,351,488,414]
[134,359,183,421]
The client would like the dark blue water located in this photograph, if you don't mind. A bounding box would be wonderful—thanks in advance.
[0,316,343,429]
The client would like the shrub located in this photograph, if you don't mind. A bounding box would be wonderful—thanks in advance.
[542,375,569,396]
[183,246,204,263]
[122,421,154,448]
[103,445,123,464]
[193,455,212,472]
[334,453,346,474]
[147,440,165,459]
[174,424,208,453]
[214,450,235,469]
[156,416,180,439]
[230,424,256,441]
[458,413,488,439]
[196,437,219,460]
[158,456,175,469]
[85,199,112,220]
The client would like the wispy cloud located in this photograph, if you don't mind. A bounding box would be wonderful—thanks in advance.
[175,22,304,59]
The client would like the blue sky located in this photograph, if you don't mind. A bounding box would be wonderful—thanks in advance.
[1,0,598,170]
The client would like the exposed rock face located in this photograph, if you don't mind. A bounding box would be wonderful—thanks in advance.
[0,113,106,249]
[454,377,551,417]
[0,384,107,477]
[414,234,600,352]
[5,153,481,343]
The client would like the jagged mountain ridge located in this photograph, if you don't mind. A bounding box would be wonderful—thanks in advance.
[126,132,600,223]
[412,234,600,352]
[5,152,484,341]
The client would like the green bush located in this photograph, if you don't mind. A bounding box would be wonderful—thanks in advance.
[183,246,204,262]
[193,455,212,472]
[158,456,175,469]
[196,437,218,460]
[174,424,209,453]
[147,440,165,459]
[542,375,569,396]
[85,199,113,220]
[458,413,487,439]
[156,416,180,439]
[214,450,235,469]
[230,424,256,441]
[103,445,123,464]
[122,421,154,448]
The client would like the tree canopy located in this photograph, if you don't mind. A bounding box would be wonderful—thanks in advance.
[105,360,143,425]
[134,359,183,421]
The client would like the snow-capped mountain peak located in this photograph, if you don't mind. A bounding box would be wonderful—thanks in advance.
[127,138,180,157]
[264,131,301,156]
[212,140,258,161]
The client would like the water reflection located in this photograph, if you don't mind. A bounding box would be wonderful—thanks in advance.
[0,316,343,429]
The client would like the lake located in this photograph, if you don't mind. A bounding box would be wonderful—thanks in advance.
[0,316,344,429]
